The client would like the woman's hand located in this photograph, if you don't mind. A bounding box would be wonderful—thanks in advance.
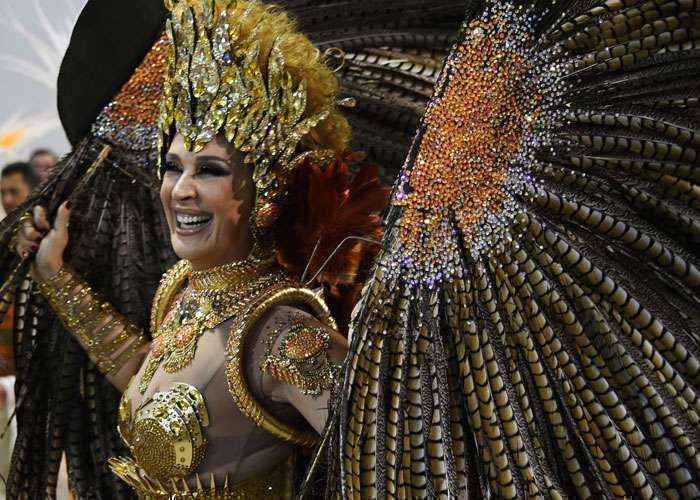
[14,202,71,282]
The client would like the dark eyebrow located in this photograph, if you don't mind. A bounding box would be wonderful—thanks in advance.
[195,155,233,166]
[164,153,181,163]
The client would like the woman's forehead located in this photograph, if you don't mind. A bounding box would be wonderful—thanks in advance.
[167,134,238,161]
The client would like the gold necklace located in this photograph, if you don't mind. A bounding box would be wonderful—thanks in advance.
[138,259,284,394]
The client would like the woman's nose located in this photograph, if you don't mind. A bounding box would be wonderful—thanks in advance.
[171,172,197,201]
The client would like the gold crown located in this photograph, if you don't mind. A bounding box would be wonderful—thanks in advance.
[158,0,331,197]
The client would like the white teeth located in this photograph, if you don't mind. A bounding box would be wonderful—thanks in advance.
[175,213,211,225]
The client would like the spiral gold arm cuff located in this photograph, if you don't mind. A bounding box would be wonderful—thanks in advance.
[37,266,147,376]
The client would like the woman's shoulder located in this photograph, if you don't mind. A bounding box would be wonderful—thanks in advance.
[222,289,345,447]
[258,304,346,393]
[257,303,344,354]
[231,281,342,370]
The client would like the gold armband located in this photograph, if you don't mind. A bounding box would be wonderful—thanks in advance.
[261,320,338,397]
[37,266,147,375]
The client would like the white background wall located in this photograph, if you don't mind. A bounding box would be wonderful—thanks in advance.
[0,0,87,160]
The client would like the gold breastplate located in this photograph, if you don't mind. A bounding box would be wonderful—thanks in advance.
[111,383,293,499]
[146,260,336,447]
[109,260,334,498]
[114,383,208,481]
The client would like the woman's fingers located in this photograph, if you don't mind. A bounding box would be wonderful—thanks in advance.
[32,202,70,281]
[20,216,42,243]
[14,206,51,257]
[13,203,70,264]
[15,231,38,257]
[33,205,50,233]
[53,202,71,238]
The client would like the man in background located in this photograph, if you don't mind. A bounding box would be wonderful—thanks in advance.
[29,149,58,183]
[1,162,39,215]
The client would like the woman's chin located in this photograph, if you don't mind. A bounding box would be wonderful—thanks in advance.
[170,227,212,262]
[172,242,204,263]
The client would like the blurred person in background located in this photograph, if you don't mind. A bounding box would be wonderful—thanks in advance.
[28,149,58,184]
[1,162,39,214]
[0,161,37,499]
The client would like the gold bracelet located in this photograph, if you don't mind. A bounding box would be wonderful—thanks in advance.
[37,266,147,375]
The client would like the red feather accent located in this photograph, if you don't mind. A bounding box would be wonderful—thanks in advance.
[275,151,390,332]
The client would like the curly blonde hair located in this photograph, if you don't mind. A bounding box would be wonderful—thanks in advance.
[222,0,350,152]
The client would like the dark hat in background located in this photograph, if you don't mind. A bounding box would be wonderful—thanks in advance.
[57,0,166,146]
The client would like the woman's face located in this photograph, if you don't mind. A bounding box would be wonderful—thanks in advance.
[161,134,254,270]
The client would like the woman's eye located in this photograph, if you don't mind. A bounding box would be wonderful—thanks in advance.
[162,161,182,175]
[198,164,231,177]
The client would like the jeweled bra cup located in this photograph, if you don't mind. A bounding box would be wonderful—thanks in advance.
[113,384,295,498]
[114,383,209,482]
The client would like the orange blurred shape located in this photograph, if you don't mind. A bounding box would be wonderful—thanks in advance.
[0,129,27,150]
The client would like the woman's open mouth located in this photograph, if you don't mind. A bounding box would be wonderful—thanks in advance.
[174,212,213,235]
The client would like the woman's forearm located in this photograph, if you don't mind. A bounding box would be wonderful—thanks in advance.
[37,266,149,391]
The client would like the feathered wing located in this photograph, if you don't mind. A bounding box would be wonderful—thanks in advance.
[323,0,700,497]
[0,37,175,498]
[281,0,466,177]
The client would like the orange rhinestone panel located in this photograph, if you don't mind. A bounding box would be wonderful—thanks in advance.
[92,34,170,152]
[392,11,543,282]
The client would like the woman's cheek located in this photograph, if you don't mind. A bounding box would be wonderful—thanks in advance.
[159,178,176,231]
[160,177,173,205]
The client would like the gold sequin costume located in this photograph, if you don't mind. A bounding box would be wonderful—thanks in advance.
[13,1,359,497]
[107,259,337,497]
[7,0,699,495]
[86,2,345,491]
[99,7,347,491]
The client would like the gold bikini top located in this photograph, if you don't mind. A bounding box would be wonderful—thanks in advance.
[112,383,210,484]
[109,260,337,497]
[110,383,295,498]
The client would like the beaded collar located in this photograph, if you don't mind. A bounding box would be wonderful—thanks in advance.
[186,256,274,292]
[138,257,285,394]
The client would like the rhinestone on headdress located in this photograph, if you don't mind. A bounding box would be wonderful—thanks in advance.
[158,0,330,203]
[92,35,170,156]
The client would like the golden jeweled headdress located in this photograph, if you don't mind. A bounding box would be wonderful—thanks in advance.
[158,0,333,213]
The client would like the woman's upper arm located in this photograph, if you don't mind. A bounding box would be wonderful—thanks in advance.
[255,306,348,434]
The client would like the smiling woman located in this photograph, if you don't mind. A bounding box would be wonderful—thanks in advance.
[162,134,254,269]
[8,0,698,495]
[9,0,387,496]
